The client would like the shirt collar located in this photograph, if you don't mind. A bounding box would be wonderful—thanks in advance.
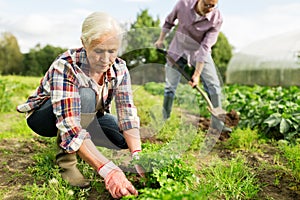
[191,0,214,21]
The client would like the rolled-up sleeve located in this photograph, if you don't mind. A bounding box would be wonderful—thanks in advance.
[162,0,180,33]
[50,60,90,153]
[196,23,222,63]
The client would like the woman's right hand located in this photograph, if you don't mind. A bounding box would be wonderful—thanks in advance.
[104,169,138,198]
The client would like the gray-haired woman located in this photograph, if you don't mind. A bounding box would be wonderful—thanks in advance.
[17,11,144,198]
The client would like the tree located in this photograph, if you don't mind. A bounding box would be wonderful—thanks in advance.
[212,32,233,82]
[23,44,66,76]
[121,9,165,69]
[0,32,24,75]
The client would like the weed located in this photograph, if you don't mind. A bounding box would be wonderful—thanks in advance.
[200,155,260,199]
[225,128,261,151]
[278,141,300,181]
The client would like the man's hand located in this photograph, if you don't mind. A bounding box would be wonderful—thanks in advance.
[154,40,164,49]
[189,62,204,88]
[105,169,138,199]
[189,73,200,88]
[154,31,167,49]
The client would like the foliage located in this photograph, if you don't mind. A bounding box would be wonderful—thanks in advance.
[278,141,300,181]
[23,44,66,76]
[1,76,299,199]
[0,31,66,76]
[127,143,199,199]
[0,32,24,75]
[0,75,40,112]
[224,84,300,143]
[212,32,233,82]
[0,79,13,112]
[225,128,261,151]
[200,156,260,199]
[142,82,300,143]
[121,9,165,69]
[25,137,93,200]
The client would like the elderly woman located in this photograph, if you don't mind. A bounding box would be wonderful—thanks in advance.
[17,11,143,198]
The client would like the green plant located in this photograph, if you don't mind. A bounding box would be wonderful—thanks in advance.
[200,156,260,199]
[2,76,300,199]
[0,79,13,112]
[129,147,199,199]
[24,177,90,200]
[278,141,300,181]
[224,85,300,142]
[225,128,260,151]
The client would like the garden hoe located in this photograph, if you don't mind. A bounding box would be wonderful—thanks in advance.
[157,48,226,121]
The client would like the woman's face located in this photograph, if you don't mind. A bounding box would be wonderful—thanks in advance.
[85,34,120,73]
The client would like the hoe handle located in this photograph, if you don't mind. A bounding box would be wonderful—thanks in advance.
[157,48,214,110]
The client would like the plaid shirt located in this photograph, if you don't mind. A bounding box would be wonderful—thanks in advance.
[17,47,139,153]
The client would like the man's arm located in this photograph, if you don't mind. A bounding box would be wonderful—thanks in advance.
[154,31,168,48]
[189,62,204,87]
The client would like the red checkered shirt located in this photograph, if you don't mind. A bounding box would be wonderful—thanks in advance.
[17,47,139,153]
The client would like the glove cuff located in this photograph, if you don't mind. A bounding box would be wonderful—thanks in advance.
[98,161,120,179]
[131,150,141,160]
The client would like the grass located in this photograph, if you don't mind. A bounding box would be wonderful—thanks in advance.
[1,76,300,199]
[225,128,262,152]
[278,141,300,181]
[0,112,34,139]
[200,156,260,199]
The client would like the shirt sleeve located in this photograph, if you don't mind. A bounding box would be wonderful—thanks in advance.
[162,0,181,33]
[196,17,223,63]
[50,59,90,153]
[114,66,140,131]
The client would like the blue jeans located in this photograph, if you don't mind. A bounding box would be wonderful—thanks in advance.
[164,54,221,98]
[27,88,127,149]
[164,54,224,130]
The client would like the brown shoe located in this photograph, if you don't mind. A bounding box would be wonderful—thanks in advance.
[56,150,90,188]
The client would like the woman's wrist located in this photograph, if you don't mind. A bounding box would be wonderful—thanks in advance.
[131,150,141,160]
[98,161,120,179]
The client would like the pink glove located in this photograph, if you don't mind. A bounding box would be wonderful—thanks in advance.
[131,150,146,178]
[98,161,138,199]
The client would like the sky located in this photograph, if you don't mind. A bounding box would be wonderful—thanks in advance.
[1,0,300,53]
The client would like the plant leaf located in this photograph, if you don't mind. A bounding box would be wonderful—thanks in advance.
[280,118,290,134]
[264,113,282,127]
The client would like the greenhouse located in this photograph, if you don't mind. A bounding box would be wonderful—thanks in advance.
[226,30,300,86]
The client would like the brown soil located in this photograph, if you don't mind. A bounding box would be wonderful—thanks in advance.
[0,139,38,200]
[198,109,240,141]
[215,143,300,200]
[1,110,300,200]
[198,109,240,129]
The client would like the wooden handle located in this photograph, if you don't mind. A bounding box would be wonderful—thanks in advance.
[157,48,215,110]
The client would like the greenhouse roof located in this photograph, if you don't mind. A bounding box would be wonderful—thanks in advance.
[226,30,300,86]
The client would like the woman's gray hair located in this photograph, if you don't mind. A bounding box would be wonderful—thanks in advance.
[81,12,123,47]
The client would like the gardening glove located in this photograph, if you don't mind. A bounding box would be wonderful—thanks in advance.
[98,161,138,199]
[131,150,146,178]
